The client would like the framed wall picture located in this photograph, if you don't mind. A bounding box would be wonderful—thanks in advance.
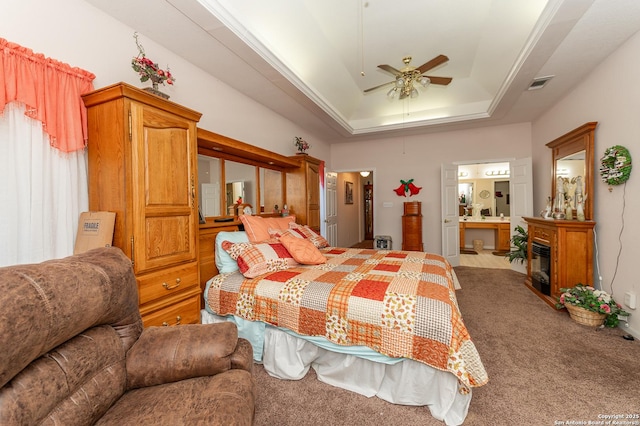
[345,181,354,204]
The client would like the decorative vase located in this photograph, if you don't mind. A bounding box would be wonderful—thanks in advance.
[565,303,606,327]
[296,151,308,155]
[143,80,170,100]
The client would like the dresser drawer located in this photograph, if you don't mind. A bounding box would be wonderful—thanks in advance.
[142,292,201,327]
[137,262,199,305]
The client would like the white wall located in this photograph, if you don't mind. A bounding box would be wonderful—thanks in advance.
[532,31,640,336]
[1,0,331,162]
[330,123,532,253]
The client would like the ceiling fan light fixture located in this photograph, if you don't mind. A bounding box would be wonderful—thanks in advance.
[364,55,451,101]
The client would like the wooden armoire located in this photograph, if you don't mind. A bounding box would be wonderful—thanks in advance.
[286,154,321,232]
[82,82,203,327]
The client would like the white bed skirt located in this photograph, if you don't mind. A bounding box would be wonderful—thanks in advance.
[201,309,470,425]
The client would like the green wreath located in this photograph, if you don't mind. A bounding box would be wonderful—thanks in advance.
[599,145,632,186]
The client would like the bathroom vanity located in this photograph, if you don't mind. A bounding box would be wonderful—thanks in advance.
[459,218,511,252]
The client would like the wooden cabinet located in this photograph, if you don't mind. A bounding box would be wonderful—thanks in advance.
[364,184,373,240]
[459,221,511,252]
[83,82,202,326]
[286,154,321,231]
[523,217,595,308]
[402,202,423,251]
[198,223,240,292]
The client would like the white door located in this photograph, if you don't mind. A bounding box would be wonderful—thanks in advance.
[509,157,533,274]
[441,163,460,266]
[324,172,338,247]
[201,183,220,217]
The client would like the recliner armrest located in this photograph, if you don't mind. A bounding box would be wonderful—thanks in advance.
[126,322,251,389]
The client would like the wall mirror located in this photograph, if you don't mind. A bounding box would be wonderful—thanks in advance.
[458,162,511,217]
[197,155,222,217]
[260,167,283,214]
[197,128,300,221]
[546,122,597,221]
[225,161,256,215]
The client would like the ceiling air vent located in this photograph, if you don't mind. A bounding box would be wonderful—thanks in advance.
[528,75,554,91]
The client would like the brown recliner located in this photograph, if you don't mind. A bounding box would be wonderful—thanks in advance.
[0,247,255,425]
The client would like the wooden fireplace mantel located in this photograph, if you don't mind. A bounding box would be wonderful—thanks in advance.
[523,217,596,308]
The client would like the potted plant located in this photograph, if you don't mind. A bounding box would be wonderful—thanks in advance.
[556,284,629,327]
[505,225,528,264]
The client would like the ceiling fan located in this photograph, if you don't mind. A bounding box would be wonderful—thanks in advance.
[364,54,452,99]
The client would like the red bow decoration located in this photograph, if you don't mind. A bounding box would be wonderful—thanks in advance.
[393,179,422,197]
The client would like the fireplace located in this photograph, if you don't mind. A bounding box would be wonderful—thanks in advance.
[531,241,551,296]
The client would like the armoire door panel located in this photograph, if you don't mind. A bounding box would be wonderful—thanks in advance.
[144,127,191,206]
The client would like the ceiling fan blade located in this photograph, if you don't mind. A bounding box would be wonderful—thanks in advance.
[378,64,402,76]
[425,76,453,85]
[417,54,449,74]
[364,81,394,93]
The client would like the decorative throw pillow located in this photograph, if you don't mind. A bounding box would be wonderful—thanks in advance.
[267,228,301,240]
[240,215,296,242]
[288,222,330,248]
[279,232,326,265]
[214,231,249,273]
[221,240,298,278]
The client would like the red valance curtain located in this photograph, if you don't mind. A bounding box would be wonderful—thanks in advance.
[0,38,95,153]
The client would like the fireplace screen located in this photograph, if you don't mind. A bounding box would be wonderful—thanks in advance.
[531,242,551,295]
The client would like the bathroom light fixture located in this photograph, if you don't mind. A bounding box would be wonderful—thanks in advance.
[485,170,510,177]
[458,171,468,178]
[360,171,371,177]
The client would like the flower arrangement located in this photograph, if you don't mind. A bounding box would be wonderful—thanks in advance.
[131,32,175,86]
[294,136,310,153]
[556,284,629,327]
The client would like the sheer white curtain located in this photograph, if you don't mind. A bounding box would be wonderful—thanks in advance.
[0,102,88,267]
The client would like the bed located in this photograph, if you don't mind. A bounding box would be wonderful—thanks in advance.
[201,224,487,425]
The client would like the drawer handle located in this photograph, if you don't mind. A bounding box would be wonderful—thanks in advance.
[161,316,182,327]
[162,278,181,290]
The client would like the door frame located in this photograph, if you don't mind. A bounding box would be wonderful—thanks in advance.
[444,157,532,271]
[325,168,376,245]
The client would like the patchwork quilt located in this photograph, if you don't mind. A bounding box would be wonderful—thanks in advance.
[206,247,488,390]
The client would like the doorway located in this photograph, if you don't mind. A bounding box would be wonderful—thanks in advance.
[326,170,373,248]
[494,181,510,217]
[444,159,532,270]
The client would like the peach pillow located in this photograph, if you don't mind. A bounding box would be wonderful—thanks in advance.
[279,232,327,265]
[240,215,296,242]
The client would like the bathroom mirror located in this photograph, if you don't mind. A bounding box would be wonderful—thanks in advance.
[546,122,597,221]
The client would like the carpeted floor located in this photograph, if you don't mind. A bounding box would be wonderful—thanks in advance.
[252,267,640,425]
